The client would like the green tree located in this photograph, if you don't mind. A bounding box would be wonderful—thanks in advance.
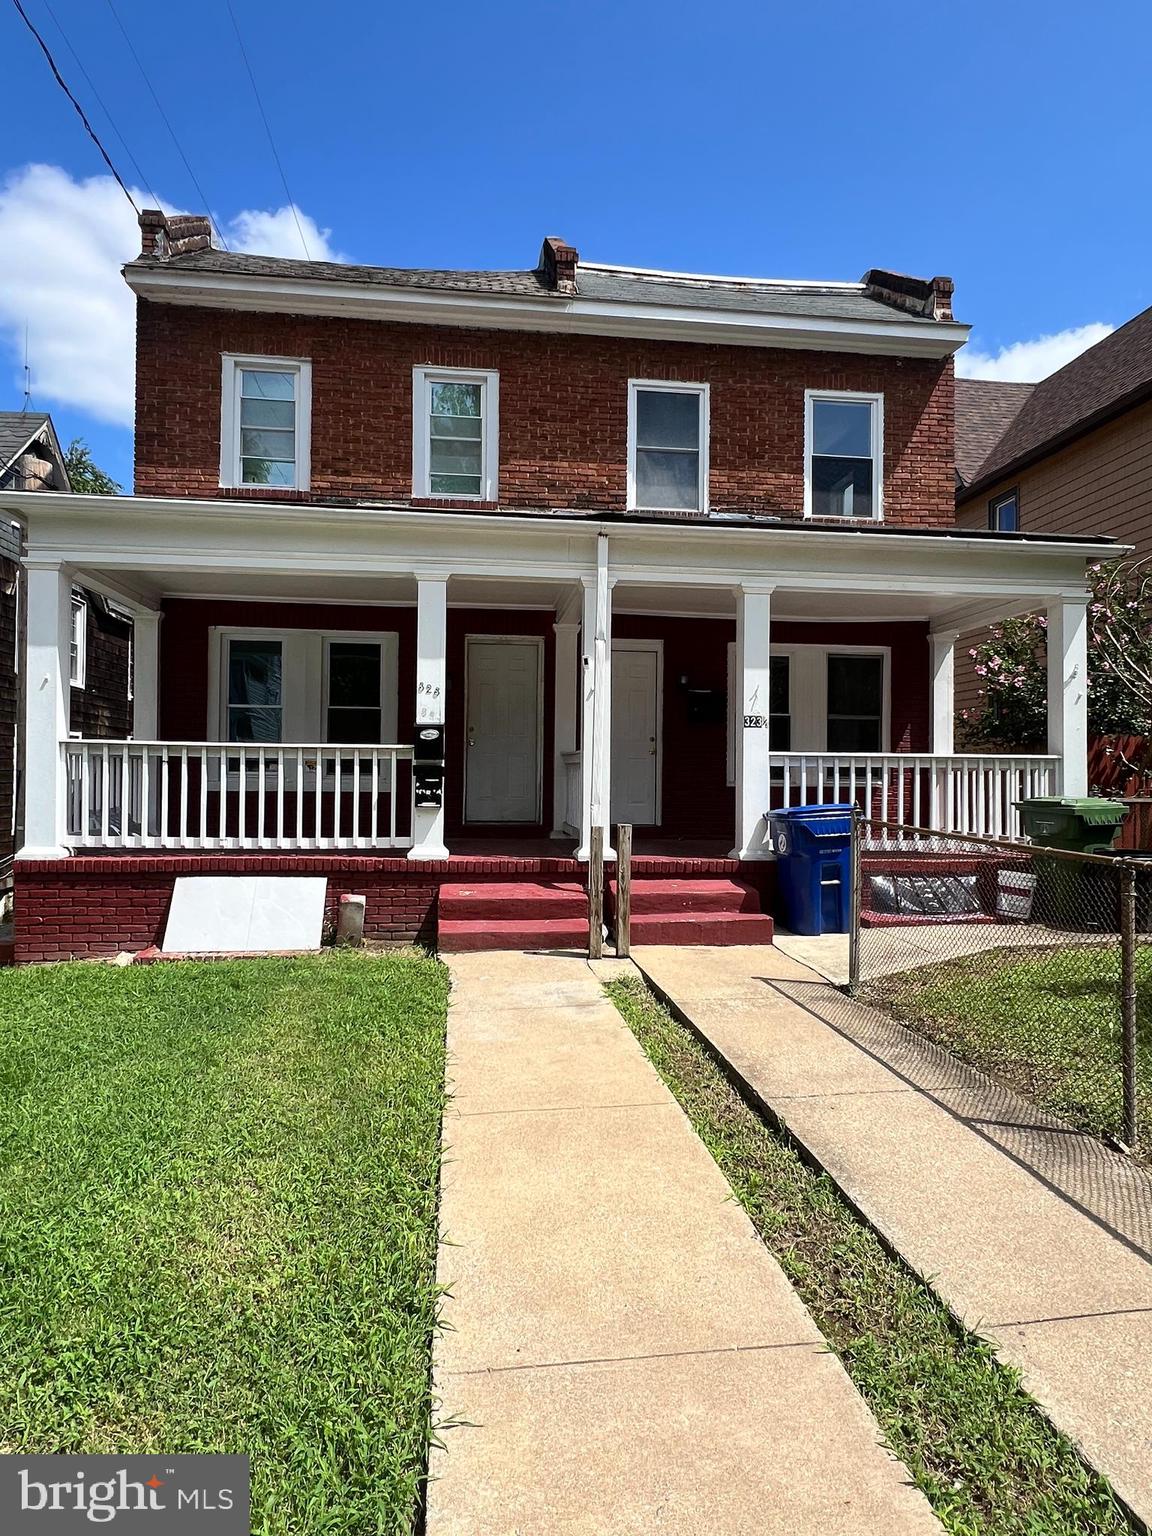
[960,560,1152,751]
[63,438,121,495]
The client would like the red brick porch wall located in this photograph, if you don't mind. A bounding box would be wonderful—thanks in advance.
[14,854,774,964]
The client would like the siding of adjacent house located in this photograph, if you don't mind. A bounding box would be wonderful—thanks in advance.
[69,604,133,739]
[954,397,1152,732]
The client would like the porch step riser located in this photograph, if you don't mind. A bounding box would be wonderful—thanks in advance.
[628,913,775,945]
[608,878,761,915]
[438,918,588,953]
[439,881,587,921]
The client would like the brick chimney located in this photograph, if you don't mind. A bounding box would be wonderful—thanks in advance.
[862,268,956,321]
[138,209,215,259]
[538,236,579,293]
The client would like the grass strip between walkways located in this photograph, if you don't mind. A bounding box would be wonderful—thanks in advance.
[0,949,448,1536]
[605,974,1136,1536]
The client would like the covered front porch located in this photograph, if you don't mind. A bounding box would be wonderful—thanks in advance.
[9,491,1100,868]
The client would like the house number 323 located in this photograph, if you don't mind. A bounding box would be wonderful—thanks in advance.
[743,714,767,729]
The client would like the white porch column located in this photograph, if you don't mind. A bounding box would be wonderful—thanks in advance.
[730,582,775,860]
[577,535,614,861]
[1047,595,1089,796]
[131,609,162,740]
[408,575,450,860]
[551,604,581,838]
[930,631,957,755]
[18,562,72,859]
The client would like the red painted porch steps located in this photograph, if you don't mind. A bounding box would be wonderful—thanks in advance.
[436,875,773,952]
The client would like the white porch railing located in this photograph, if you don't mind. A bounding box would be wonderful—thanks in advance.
[561,749,582,836]
[769,752,1060,841]
[63,741,414,851]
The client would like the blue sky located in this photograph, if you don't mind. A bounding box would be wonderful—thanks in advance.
[1,0,1150,490]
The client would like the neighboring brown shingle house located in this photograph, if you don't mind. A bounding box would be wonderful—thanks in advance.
[0,414,132,890]
[954,307,1152,731]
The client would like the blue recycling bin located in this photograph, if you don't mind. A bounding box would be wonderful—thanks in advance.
[770,804,854,935]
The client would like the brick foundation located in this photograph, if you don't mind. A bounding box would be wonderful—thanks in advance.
[14,854,774,963]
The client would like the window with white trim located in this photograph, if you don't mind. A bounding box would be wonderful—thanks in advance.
[628,381,708,512]
[220,355,311,490]
[728,643,889,763]
[413,368,499,500]
[216,630,399,743]
[805,391,883,519]
[826,653,884,751]
[69,593,87,688]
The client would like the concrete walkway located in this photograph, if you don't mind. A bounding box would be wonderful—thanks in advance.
[633,943,1152,1526]
[427,949,940,1535]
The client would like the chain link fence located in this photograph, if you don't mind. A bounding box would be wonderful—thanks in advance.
[848,817,1149,1154]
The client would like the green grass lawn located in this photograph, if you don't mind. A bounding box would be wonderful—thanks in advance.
[0,949,449,1536]
[607,976,1135,1536]
[866,944,1152,1147]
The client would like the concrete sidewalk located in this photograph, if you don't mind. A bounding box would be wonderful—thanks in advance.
[633,943,1152,1527]
[426,949,939,1535]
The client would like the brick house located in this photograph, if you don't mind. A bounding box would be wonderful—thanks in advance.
[0,213,1112,959]
[0,413,132,906]
[954,305,1152,726]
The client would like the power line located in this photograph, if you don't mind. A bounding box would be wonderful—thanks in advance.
[40,0,163,210]
[223,0,311,259]
[10,0,139,214]
[102,0,229,248]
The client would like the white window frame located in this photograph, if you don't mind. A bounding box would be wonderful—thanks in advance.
[803,389,884,522]
[989,489,1019,531]
[209,628,399,743]
[627,379,710,514]
[70,591,87,689]
[727,642,891,774]
[412,366,500,501]
[219,354,312,491]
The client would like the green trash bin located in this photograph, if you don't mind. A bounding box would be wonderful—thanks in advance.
[1015,796,1130,929]
[1015,796,1129,853]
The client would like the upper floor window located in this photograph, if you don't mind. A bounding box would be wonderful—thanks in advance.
[413,367,499,500]
[628,381,709,513]
[220,355,312,491]
[69,592,87,688]
[805,391,883,520]
[989,489,1019,531]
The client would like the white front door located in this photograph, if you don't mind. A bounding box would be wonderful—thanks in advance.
[465,637,542,822]
[611,642,660,825]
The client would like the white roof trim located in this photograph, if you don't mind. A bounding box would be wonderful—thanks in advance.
[579,261,867,291]
[123,266,970,358]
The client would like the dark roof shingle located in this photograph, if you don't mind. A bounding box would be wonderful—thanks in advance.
[960,306,1152,494]
[0,411,50,472]
[954,379,1035,486]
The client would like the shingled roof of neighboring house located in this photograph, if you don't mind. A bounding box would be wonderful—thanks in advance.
[125,214,961,331]
[958,305,1152,498]
[0,411,52,472]
[954,379,1035,486]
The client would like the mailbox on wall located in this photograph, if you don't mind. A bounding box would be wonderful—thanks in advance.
[414,724,446,763]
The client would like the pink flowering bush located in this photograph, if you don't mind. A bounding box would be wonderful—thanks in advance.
[960,561,1152,750]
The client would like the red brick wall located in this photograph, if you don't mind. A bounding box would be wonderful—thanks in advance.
[135,302,955,527]
[14,852,773,963]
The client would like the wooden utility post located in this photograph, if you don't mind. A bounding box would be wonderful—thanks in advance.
[588,824,604,959]
[616,824,632,957]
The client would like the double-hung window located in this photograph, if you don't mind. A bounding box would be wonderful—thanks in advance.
[826,654,885,751]
[325,641,384,742]
[220,355,311,490]
[226,639,283,741]
[413,368,499,500]
[805,391,883,519]
[69,592,87,688]
[628,381,708,513]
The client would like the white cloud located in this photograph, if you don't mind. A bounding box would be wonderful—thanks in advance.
[957,322,1115,382]
[228,205,340,262]
[0,164,340,430]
